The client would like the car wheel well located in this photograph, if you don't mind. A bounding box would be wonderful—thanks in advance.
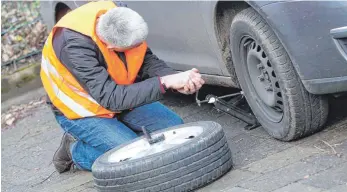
[215,1,250,87]
[55,2,71,23]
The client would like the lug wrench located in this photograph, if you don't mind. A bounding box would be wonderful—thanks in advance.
[195,90,243,106]
[195,90,260,130]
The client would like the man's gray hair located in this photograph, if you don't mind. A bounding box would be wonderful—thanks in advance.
[96,7,148,48]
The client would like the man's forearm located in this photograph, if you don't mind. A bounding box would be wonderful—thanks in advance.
[98,77,165,111]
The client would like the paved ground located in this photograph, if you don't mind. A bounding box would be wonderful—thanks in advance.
[2,86,347,192]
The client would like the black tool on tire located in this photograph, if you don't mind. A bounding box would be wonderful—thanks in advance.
[92,121,233,192]
[141,126,165,145]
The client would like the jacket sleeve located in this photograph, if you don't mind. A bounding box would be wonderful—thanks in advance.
[138,48,178,79]
[59,33,165,112]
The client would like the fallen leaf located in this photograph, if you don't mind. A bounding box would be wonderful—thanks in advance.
[5,114,13,120]
[5,117,16,126]
[32,100,44,106]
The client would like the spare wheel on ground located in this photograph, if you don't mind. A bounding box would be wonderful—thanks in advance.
[92,121,233,192]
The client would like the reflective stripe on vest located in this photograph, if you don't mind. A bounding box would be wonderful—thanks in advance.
[41,55,97,117]
[40,1,147,119]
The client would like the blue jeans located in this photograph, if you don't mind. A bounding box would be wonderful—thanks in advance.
[55,102,183,171]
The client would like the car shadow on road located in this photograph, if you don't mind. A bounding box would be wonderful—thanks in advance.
[162,85,347,134]
[326,96,347,126]
[161,85,240,107]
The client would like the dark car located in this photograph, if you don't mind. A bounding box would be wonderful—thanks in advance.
[40,1,347,141]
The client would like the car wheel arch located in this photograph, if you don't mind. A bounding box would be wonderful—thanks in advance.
[213,1,251,88]
[213,1,304,91]
[54,2,72,23]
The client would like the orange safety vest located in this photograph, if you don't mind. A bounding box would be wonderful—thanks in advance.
[40,1,148,119]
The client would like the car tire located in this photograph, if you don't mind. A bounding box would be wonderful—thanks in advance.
[229,8,329,141]
[92,121,233,192]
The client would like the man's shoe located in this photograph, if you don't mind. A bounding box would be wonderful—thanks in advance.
[53,132,76,173]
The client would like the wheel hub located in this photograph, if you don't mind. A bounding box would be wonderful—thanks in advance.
[107,126,204,163]
[242,38,284,122]
[247,47,276,107]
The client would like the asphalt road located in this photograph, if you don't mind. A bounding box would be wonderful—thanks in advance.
[2,86,347,192]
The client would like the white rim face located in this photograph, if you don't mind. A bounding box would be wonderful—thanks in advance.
[108,126,204,163]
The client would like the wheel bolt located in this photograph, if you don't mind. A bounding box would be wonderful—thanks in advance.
[257,64,264,70]
[257,74,265,81]
[265,85,273,91]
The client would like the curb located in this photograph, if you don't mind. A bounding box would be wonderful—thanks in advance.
[1,87,46,112]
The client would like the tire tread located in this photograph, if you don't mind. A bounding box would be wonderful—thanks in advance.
[92,122,233,192]
[230,8,328,141]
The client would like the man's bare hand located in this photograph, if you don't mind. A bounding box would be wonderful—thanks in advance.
[187,68,204,93]
[161,68,205,94]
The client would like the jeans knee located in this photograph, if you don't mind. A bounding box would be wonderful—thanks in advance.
[102,134,137,150]
[170,115,184,126]
[160,114,184,129]
[146,114,183,133]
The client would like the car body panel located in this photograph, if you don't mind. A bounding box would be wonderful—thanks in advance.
[194,0,281,77]
[125,1,224,75]
[258,1,347,94]
[40,0,347,94]
[39,1,78,30]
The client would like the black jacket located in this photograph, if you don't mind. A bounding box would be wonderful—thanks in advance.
[48,28,176,115]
